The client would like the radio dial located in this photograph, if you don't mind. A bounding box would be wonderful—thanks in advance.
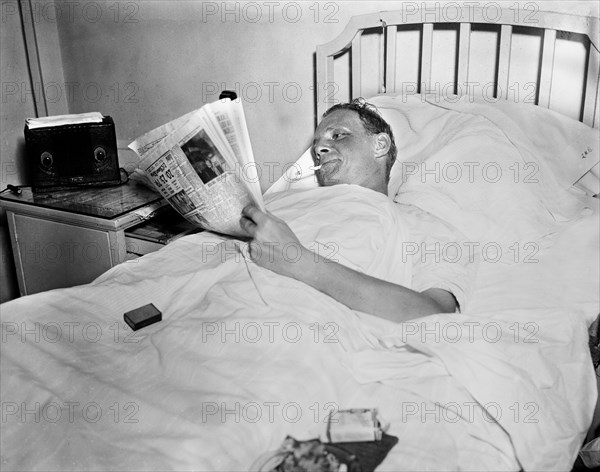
[94,147,107,163]
[40,151,53,169]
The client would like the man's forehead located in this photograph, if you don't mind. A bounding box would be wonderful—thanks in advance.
[316,108,363,132]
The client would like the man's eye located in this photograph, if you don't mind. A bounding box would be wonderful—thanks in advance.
[332,132,346,139]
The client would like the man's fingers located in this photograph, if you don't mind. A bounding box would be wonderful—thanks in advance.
[242,204,264,222]
[239,215,257,236]
[241,204,265,236]
[242,204,295,247]
[242,204,282,225]
[241,204,254,217]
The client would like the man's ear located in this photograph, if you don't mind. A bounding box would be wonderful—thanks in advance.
[374,133,391,159]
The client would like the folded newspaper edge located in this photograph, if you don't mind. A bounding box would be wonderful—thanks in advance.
[128,99,264,237]
[26,112,105,129]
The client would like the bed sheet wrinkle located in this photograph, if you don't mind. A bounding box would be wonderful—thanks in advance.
[245,267,380,355]
[265,186,413,286]
[466,201,599,324]
[90,233,237,291]
[341,344,445,384]
[2,318,142,396]
[354,374,520,471]
[401,310,593,470]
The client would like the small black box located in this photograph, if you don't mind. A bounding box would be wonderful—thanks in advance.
[25,116,121,192]
[124,304,162,331]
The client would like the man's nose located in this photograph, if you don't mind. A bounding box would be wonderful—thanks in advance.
[315,143,330,158]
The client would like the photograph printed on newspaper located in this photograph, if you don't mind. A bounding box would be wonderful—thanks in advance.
[129,99,264,237]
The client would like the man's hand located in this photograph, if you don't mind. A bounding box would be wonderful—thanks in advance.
[240,205,306,278]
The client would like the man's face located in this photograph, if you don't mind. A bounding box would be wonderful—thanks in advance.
[311,109,384,188]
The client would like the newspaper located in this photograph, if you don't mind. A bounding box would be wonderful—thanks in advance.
[129,99,264,237]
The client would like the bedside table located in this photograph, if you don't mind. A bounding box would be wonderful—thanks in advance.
[0,182,198,296]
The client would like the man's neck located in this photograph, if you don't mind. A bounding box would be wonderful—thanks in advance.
[359,177,388,195]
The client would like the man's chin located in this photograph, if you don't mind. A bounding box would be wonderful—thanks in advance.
[316,174,338,187]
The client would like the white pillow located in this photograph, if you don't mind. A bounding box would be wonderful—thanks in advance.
[378,94,598,246]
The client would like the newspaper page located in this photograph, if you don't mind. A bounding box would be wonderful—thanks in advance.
[133,99,264,237]
[203,100,263,206]
[128,110,196,157]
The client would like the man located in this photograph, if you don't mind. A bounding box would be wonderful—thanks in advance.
[240,99,461,322]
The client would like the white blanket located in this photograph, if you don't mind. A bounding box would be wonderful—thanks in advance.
[1,185,597,471]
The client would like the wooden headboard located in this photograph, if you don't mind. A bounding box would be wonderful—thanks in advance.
[316,6,599,128]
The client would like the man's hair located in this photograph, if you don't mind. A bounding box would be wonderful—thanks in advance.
[322,98,397,179]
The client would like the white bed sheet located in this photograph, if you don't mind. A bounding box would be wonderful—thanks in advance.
[1,184,598,471]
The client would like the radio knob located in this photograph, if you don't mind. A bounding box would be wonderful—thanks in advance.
[94,147,107,162]
[40,151,53,169]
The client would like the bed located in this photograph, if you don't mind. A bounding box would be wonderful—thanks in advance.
[2,4,599,471]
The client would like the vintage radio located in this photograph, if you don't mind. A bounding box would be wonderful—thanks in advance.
[25,116,121,192]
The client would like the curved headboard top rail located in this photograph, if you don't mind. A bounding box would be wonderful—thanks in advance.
[317,8,599,57]
[316,6,600,128]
